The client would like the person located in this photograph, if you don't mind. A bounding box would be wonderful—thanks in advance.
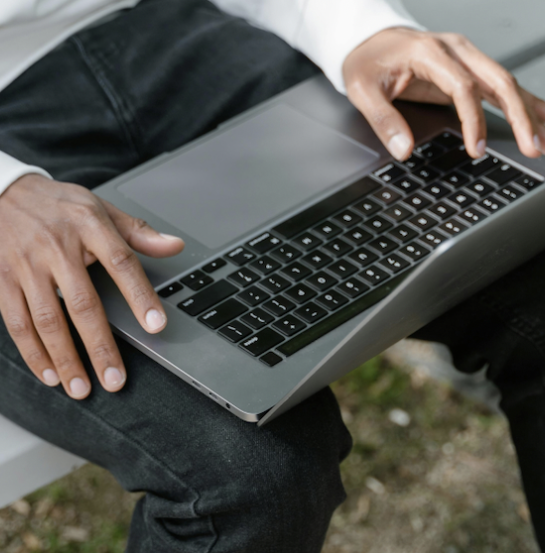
[1,0,545,551]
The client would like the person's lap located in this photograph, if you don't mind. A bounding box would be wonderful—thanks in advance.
[2,0,545,550]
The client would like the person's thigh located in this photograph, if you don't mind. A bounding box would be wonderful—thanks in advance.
[0,2,350,552]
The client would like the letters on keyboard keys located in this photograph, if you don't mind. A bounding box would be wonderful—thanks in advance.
[316,290,349,310]
[218,320,252,342]
[228,267,260,287]
[179,280,237,316]
[239,328,284,356]
[260,274,290,293]
[285,284,318,304]
[241,308,273,330]
[237,286,271,307]
[273,315,307,337]
[270,244,301,263]
[295,302,327,323]
[199,299,248,329]
[246,232,282,254]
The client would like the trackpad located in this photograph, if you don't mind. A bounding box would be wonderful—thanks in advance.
[118,103,378,249]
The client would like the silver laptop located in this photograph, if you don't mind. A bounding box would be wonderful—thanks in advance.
[91,74,545,425]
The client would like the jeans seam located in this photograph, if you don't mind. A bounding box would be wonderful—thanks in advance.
[68,36,143,162]
[0,349,219,548]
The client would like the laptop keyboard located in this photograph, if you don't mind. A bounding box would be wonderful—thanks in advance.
[159,131,543,367]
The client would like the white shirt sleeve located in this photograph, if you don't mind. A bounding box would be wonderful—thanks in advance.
[0,151,52,197]
[211,0,424,94]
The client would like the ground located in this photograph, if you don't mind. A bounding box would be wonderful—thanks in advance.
[0,348,539,553]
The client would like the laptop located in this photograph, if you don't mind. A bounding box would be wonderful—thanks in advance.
[91,74,545,425]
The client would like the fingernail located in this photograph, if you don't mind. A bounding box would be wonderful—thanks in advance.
[70,377,90,398]
[388,134,412,161]
[146,308,166,331]
[159,233,184,242]
[476,139,486,157]
[43,369,60,387]
[104,367,125,389]
[534,134,544,154]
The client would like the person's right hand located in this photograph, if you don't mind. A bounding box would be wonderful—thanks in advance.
[0,174,185,399]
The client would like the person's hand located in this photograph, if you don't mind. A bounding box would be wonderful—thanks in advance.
[343,28,545,161]
[0,174,184,399]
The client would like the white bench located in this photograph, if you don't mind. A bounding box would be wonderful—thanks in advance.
[0,415,85,509]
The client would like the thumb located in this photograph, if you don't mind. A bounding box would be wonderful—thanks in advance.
[347,80,414,161]
[100,199,185,258]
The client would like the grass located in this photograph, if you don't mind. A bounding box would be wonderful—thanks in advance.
[0,351,538,552]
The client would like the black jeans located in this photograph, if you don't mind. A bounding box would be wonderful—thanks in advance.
[0,0,544,551]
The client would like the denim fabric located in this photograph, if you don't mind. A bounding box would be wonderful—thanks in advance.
[0,1,353,551]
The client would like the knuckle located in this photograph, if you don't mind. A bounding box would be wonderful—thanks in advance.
[129,283,153,307]
[110,247,138,273]
[91,342,115,362]
[34,306,61,334]
[455,78,479,97]
[54,355,76,372]
[26,349,45,366]
[445,32,468,48]
[132,218,150,232]
[419,35,444,52]
[70,290,99,318]
[497,72,518,91]
[6,315,30,338]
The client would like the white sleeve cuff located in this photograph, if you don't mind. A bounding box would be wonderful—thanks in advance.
[0,151,52,197]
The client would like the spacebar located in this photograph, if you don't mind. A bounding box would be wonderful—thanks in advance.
[276,272,409,357]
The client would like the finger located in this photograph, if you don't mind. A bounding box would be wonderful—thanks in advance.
[23,274,91,399]
[399,79,452,105]
[100,199,185,258]
[347,77,415,161]
[53,260,127,393]
[410,37,487,158]
[0,277,60,387]
[440,34,541,157]
[85,223,167,334]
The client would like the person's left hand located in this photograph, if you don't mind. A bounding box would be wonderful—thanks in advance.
[342,27,545,161]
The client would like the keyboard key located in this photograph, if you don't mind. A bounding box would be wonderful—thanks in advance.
[301,251,333,269]
[218,320,252,343]
[237,286,271,307]
[158,282,183,298]
[273,315,307,337]
[245,232,282,254]
[421,230,448,248]
[360,265,390,285]
[181,271,213,291]
[285,284,318,304]
[423,182,450,199]
[273,176,380,239]
[430,145,471,172]
[250,256,281,275]
[260,352,283,367]
[241,308,274,330]
[306,271,339,292]
[486,164,522,186]
[314,221,342,239]
[333,210,362,228]
[413,166,440,183]
[368,236,398,254]
[379,254,411,273]
[292,232,322,251]
[442,171,470,188]
[352,198,381,217]
[478,195,507,213]
[383,204,412,222]
[459,206,488,225]
[260,274,290,294]
[415,141,445,160]
[461,154,500,177]
[270,244,301,263]
[328,259,358,278]
[349,247,379,267]
[178,280,237,316]
[317,290,349,310]
[467,180,494,197]
[428,202,457,220]
[391,176,421,194]
[432,131,463,150]
[404,193,431,211]
[295,302,327,324]
[374,163,406,183]
[199,298,248,329]
[372,188,402,205]
[323,238,353,257]
[226,247,255,266]
[447,190,477,208]
[400,154,425,171]
[262,295,296,317]
[515,174,544,190]
[228,267,260,287]
[202,258,227,274]
[281,261,312,282]
[337,277,370,298]
[240,328,284,356]
[440,218,468,236]
[363,215,393,233]
[408,213,439,232]
[388,224,419,243]
[343,227,373,245]
[400,242,431,260]
[497,185,525,203]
